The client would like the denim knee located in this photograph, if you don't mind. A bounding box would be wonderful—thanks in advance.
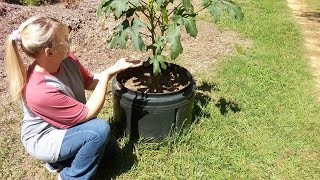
[90,119,111,145]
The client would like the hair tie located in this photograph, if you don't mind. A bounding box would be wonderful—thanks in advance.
[11,30,21,42]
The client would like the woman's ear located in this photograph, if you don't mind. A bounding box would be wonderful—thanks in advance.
[44,47,53,56]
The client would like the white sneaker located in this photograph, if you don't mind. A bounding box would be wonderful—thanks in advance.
[44,162,62,173]
[58,173,62,180]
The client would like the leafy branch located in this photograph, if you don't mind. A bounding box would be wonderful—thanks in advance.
[97,0,244,75]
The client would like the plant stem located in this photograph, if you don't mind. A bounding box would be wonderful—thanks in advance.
[147,0,156,55]
[168,2,182,17]
[195,3,211,14]
[140,32,152,38]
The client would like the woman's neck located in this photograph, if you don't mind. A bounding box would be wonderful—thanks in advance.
[34,56,61,73]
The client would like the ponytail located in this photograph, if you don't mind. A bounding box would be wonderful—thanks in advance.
[5,35,27,102]
[5,16,66,103]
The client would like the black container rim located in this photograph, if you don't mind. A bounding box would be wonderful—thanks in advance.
[114,63,194,96]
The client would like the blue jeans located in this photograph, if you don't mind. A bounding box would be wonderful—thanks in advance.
[49,118,111,180]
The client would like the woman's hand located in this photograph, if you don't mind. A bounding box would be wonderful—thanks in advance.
[96,57,144,83]
[114,57,143,71]
[109,57,144,76]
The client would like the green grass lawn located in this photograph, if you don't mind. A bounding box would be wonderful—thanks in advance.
[1,0,320,179]
[99,0,320,179]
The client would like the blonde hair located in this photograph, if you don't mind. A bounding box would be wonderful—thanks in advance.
[5,16,66,102]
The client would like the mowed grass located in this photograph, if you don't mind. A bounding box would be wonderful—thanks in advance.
[101,0,320,179]
[1,0,320,179]
[99,0,320,179]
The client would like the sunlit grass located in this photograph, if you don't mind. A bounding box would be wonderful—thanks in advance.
[101,0,320,179]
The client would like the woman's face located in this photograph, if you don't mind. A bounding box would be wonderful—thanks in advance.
[52,26,70,60]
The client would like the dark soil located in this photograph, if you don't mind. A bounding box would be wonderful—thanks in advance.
[118,63,191,93]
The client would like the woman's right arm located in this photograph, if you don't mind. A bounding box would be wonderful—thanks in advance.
[83,70,110,121]
[83,58,143,121]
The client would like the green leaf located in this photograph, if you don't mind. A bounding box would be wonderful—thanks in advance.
[97,0,112,17]
[110,33,120,48]
[97,0,107,16]
[172,14,183,25]
[166,23,183,60]
[118,30,129,48]
[131,18,146,28]
[161,6,168,25]
[182,0,193,11]
[223,0,244,21]
[156,0,163,7]
[151,57,160,75]
[182,17,197,37]
[110,0,129,18]
[129,28,145,51]
[153,36,165,55]
[111,20,130,49]
[159,58,167,70]
[128,18,145,51]
[209,3,223,23]
[150,55,166,75]
[174,6,185,16]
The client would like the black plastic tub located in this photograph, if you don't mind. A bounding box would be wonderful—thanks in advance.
[112,63,196,140]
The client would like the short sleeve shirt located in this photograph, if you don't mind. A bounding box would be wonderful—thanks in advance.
[21,53,93,162]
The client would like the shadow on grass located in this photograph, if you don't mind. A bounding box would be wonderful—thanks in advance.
[300,11,320,23]
[95,138,137,180]
[215,97,241,115]
[193,81,218,121]
[194,81,241,118]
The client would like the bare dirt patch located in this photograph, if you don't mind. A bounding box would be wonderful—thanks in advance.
[287,0,320,99]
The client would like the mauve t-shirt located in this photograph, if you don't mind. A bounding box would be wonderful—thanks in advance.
[21,52,93,162]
